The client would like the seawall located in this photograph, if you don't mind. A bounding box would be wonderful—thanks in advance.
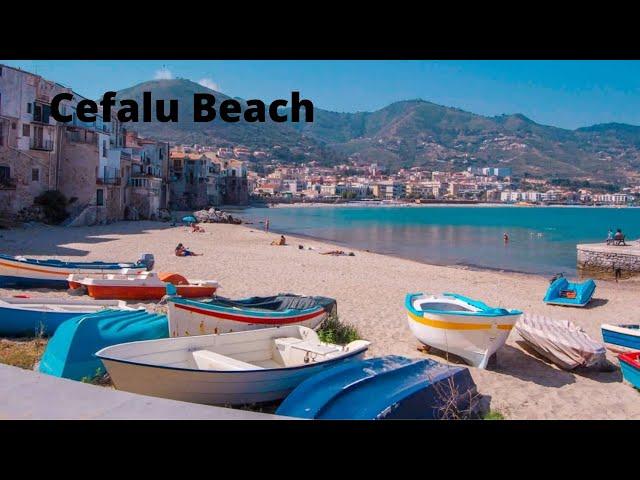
[577,240,640,279]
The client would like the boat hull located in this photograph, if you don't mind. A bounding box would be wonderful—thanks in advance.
[167,298,330,336]
[619,352,640,389]
[0,255,148,289]
[276,355,478,420]
[601,324,640,352]
[406,294,520,369]
[85,284,217,300]
[100,349,366,405]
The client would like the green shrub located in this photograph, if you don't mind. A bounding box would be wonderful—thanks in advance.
[483,410,505,420]
[34,190,69,224]
[317,314,360,345]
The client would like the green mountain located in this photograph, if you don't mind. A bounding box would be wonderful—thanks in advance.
[114,79,640,185]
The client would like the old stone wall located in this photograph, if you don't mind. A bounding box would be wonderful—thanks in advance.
[577,243,640,279]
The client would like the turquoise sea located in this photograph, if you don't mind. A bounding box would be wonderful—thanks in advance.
[238,205,640,276]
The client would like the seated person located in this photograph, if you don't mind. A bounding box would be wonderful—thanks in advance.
[613,229,627,246]
[606,229,613,245]
[175,243,203,257]
[270,235,287,246]
[191,224,205,233]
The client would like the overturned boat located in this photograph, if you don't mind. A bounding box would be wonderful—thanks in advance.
[544,275,596,307]
[276,355,479,420]
[68,271,219,300]
[0,297,131,337]
[406,293,522,369]
[167,294,336,337]
[515,314,607,370]
[38,309,169,381]
[96,325,369,406]
[0,253,154,289]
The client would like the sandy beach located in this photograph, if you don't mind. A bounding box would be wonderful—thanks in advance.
[1,220,639,419]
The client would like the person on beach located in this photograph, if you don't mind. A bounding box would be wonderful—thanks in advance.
[191,224,205,233]
[175,243,203,257]
[503,232,509,244]
[271,235,286,246]
[613,228,627,246]
[606,229,614,245]
[265,218,270,233]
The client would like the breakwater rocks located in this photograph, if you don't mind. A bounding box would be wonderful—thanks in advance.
[577,241,640,279]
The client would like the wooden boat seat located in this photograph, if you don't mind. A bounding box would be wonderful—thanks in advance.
[290,340,340,356]
[191,349,261,371]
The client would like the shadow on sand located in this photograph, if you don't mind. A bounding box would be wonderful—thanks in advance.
[585,297,609,309]
[0,221,176,257]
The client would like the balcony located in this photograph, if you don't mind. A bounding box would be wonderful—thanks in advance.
[30,138,54,151]
[96,176,121,186]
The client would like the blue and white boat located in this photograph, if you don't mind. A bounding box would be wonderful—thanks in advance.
[0,297,131,337]
[38,309,169,381]
[0,253,154,289]
[405,293,522,368]
[601,324,640,352]
[544,275,596,307]
[276,355,478,419]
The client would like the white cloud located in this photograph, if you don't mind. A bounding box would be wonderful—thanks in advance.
[154,67,174,80]
[198,78,221,91]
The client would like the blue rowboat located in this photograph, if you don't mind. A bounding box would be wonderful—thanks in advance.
[276,355,478,419]
[618,352,640,389]
[167,294,336,337]
[0,297,131,337]
[601,324,640,352]
[38,309,168,381]
[0,253,154,289]
[543,276,596,307]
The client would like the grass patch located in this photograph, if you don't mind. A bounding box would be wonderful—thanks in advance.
[0,337,48,370]
[81,369,114,388]
[317,314,360,345]
[483,410,505,420]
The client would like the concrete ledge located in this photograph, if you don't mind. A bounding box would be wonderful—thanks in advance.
[577,240,640,279]
[0,364,289,420]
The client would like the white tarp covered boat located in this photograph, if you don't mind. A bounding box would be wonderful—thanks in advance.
[515,314,607,370]
[97,325,370,406]
[405,292,522,369]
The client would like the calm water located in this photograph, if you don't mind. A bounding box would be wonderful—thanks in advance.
[237,205,640,276]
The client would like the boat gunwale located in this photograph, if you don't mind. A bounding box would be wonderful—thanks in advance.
[0,254,145,270]
[601,324,640,337]
[169,296,327,319]
[96,342,369,375]
[405,293,522,318]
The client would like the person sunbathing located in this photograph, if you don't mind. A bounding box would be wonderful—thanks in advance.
[191,224,205,233]
[175,243,203,257]
[271,235,287,246]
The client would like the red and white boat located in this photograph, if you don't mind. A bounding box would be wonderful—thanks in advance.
[68,271,219,301]
[166,294,336,336]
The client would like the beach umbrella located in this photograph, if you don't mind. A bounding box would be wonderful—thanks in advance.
[182,215,197,224]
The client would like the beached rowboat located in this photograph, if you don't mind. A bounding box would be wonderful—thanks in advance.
[618,352,640,390]
[406,293,522,369]
[0,253,154,289]
[68,271,219,300]
[276,355,478,420]
[166,294,336,337]
[515,313,607,370]
[0,297,131,336]
[96,325,370,406]
[601,324,640,352]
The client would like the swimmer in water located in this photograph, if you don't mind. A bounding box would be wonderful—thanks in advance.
[503,232,509,243]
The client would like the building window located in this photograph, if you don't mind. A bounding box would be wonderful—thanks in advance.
[96,189,104,206]
[22,124,30,137]
[31,168,39,182]
[0,66,3,76]
[27,103,32,114]
[102,140,107,158]
[0,166,9,181]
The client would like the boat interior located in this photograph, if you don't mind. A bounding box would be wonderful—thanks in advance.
[100,327,368,372]
[412,296,478,313]
[205,295,327,312]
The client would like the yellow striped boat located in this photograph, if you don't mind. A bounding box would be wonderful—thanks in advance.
[406,293,522,369]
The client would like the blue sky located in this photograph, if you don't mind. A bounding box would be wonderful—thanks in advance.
[1,60,639,129]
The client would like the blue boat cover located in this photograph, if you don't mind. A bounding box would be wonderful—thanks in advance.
[601,324,640,351]
[0,304,101,337]
[544,277,596,307]
[38,309,168,381]
[276,355,478,420]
